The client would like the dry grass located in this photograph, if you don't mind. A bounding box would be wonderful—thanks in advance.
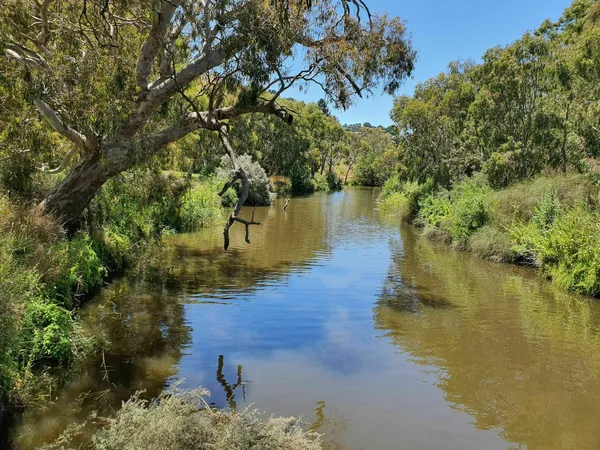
[40,388,323,450]
[489,173,598,230]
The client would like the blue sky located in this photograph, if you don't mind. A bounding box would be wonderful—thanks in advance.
[286,0,572,126]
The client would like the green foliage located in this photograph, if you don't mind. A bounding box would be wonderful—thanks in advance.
[417,177,491,244]
[312,173,330,192]
[378,179,435,221]
[380,175,403,200]
[270,176,292,195]
[46,234,105,308]
[180,180,223,232]
[289,165,315,194]
[41,388,322,450]
[390,0,600,186]
[21,299,73,364]
[382,171,600,295]
[447,177,492,243]
[351,127,398,186]
[418,190,452,228]
[326,172,343,191]
[511,202,600,296]
[0,170,225,403]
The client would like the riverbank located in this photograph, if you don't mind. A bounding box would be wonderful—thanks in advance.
[0,171,226,409]
[379,172,600,297]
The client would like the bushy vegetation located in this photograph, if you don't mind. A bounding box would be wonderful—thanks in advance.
[217,154,273,206]
[380,172,600,296]
[379,0,600,296]
[41,388,322,450]
[0,171,224,404]
[390,0,600,188]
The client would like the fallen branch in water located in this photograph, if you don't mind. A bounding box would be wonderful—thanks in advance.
[218,126,261,250]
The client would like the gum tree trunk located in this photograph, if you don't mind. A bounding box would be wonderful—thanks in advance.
[40,152,111,229]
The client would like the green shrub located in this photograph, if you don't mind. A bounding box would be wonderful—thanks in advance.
[510,193,600,296]
[46,234,105,307]
[180,180,223,232]
[270,176,292,195]
[42,388,323,450]
[289,166,314,194]
[21,299,74,365]
[326,172,343,191]
[483,151,519,189]
[447,177,492,243]
[312,173,330,192]
[379,175,402,201]
[418,190,451,228]
[379,191,409,216]
[379,179,435,221]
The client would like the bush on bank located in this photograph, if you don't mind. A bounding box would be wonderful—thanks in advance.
[0,171,224,404]
[40,388,323,450]
[379,172,600,296]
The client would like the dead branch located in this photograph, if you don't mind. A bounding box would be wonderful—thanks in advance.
[283,198,290,212]
[217,127,260,250]
[38,145,78,173]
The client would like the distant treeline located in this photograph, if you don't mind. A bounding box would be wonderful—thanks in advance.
[390,0,600,188]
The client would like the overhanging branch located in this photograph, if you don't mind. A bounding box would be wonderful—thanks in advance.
[136,0,182,90]
[33,98,92,151]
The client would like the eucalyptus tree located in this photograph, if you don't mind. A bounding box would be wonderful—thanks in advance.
[2,0,415,246]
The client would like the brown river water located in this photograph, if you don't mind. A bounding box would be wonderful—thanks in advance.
[11,188,600,449]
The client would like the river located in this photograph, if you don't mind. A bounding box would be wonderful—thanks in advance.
[13,188,600,449]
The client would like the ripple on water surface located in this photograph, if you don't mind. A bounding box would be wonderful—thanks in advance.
[13,188,600,450]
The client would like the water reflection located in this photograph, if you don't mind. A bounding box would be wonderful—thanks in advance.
[13,188,600,450]
[16,277,192,448]
[215,355,248,411]
[374,226,600,449]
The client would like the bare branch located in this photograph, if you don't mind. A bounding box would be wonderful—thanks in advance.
[38,145,78,173]
[136,0,181,90]
[218,127,260,250]
[0,149,32,163]
[146,100,293,152]
[5,43,48,69]
[33,98,92,151]
[36,0,54,46]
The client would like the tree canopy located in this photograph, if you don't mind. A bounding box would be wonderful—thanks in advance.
[391,0,599,188]
[1,0,415,226]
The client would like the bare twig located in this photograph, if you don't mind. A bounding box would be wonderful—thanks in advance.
[0,149,32,163]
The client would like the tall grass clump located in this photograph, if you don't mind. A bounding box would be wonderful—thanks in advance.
[511,193,600,296]
[180,178,224,232]
[41,388,323,450]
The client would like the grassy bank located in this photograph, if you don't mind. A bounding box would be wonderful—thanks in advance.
[379,172,600,296]
[0,171,226,407]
